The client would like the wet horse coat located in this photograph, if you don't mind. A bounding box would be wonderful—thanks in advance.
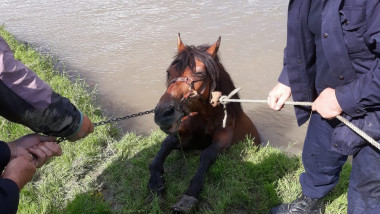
[148,35,260,212]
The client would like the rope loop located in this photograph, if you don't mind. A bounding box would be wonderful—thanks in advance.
[219,95,228,105]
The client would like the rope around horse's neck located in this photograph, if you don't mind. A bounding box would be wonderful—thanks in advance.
[219,90,380,151]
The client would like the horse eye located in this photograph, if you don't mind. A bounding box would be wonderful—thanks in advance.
[195,71,206,77]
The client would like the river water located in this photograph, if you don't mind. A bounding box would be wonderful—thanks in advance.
[0,0,307,154]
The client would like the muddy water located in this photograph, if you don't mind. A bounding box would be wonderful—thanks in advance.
[0,0,307,154]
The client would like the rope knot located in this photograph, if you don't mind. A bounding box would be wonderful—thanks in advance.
[219,95,228,105]
[220,87,242,128]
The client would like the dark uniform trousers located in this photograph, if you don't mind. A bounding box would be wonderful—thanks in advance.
[300,113,380,214]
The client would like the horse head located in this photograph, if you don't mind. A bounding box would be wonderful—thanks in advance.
[154,34,221,134]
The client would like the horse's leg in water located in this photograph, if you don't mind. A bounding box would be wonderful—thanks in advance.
[172,143,221,212]
[148,134,179,195]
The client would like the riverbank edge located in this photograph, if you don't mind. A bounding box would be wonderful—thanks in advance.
[0,26,350,213]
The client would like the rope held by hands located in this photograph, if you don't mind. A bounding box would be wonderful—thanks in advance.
[219,88,380,151]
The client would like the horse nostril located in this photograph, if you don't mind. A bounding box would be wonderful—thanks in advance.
[162,107,175,117]
[154,105,181,128]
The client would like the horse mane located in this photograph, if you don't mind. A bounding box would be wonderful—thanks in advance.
[167,44,243,117]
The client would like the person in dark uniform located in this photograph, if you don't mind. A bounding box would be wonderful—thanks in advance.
[0,35,94,213]
[268,0,380,213]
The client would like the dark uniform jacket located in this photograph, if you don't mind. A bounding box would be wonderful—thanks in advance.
[279,0,380,155]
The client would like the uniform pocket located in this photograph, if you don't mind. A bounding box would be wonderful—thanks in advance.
[332,111,380,155]
[339,6,370,55]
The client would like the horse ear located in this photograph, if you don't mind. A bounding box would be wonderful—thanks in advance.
[177,33,186,52]
[206,36,221,57]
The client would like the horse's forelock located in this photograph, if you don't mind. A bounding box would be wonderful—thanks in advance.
[167,45,219,90]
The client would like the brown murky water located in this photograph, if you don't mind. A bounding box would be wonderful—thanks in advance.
[0,0,307,154]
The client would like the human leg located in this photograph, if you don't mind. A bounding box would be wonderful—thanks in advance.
[348,145,380,214]
[270,113,347,214]
[300,113,348,198]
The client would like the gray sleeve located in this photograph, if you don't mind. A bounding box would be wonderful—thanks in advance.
[0,36,82,137]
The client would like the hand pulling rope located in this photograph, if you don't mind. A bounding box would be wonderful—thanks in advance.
[219,88,380,151]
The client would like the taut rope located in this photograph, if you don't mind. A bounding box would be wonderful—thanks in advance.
[219,88,380,151]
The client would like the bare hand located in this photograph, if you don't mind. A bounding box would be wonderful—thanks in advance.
[312,87,342,119]
[1,154,36,190]
[29,142,62,168]
[67,114,94,142]
[7,134,57,160]
[268,82,292,111]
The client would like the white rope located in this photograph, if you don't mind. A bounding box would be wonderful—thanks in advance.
[219,88,380,151]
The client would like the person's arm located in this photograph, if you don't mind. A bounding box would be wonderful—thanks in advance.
[0,154,36,214]
[0,140,17,213]
[268,47,292,111]
[278,47,290,87]
[0,178,20,214]
[0,36,93,140]
[0,141,10,171]
[335,2,380,117]
[0,135,62,214]
[0,141,19,214]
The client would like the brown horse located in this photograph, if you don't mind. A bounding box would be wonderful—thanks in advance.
[148,34,260,212]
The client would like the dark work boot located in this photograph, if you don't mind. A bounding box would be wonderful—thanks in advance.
[269,194,325,214]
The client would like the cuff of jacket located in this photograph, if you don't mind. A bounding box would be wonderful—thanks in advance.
[66,110,83,139]
[0,178,20,214]
[335,84,366,117]
[278,67,290,87]
[0,141,11,171]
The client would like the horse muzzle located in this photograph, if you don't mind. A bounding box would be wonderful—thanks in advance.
[154,104,184,134]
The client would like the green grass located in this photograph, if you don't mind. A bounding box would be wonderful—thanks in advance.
[0,26,350,213]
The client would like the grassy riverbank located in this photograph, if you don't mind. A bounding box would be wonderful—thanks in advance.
[1,27,350,213]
